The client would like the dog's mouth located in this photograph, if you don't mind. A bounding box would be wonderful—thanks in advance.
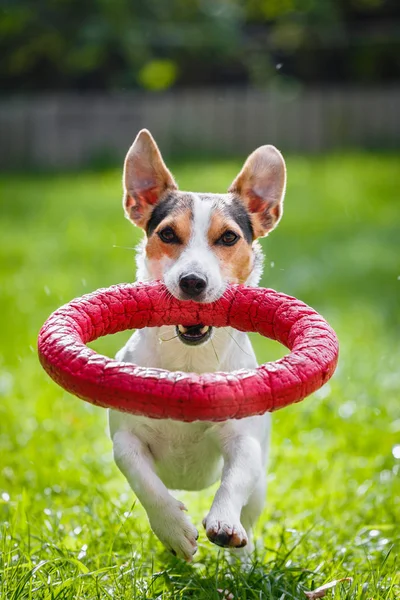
[176,324,212,346]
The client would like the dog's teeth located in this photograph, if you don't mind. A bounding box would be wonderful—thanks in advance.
[178,325,187,333]
[200,326,209,334]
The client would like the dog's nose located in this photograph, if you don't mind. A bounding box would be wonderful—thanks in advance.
[179,274,207,298]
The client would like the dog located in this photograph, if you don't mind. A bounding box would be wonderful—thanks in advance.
[109,129,286,561]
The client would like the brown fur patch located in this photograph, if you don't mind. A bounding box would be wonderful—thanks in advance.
[146,207,192,262]
[208,210,253,284]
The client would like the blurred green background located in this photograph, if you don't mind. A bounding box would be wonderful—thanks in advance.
[2,0,400,90]
[1,0,400,598]
[1,155,399,598]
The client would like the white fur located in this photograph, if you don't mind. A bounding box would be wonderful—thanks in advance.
[149,194,227,302]
[109,197,271,561]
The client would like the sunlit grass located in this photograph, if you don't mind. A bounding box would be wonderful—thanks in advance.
[0,153,399,598]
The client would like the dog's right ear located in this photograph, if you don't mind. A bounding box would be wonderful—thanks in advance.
[123,129,177,228]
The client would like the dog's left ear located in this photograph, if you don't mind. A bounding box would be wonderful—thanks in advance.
[123,129,178,228]
[229,145,286,238]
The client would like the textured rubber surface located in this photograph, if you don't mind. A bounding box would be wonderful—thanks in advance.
[37,282,339,422]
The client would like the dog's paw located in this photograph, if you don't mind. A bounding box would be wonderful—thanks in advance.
[203,515,248,548]
[148,499,198,562]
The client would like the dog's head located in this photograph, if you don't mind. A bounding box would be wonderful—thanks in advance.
[122,129,286,345]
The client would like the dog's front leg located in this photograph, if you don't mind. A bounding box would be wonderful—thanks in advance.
[203,430,264,551]
[112,430,198,561]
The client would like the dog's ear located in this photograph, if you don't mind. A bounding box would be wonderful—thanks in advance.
[123,129,177,228]
[229,145,286,238]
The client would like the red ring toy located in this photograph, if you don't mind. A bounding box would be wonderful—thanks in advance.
[38,282,339,422]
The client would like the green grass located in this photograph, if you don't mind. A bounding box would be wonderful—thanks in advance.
[0,153,399,599]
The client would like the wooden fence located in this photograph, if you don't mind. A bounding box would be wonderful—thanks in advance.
[0,87,399,169]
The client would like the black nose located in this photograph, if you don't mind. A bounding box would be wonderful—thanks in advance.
[179,274,207,298]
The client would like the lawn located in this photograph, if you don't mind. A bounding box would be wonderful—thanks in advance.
[0,153,399,599]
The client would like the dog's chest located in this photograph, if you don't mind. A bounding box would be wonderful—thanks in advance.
[111,326,259,490]
[130,416,223,490]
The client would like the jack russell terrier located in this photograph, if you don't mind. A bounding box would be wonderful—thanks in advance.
[109,129,286,561]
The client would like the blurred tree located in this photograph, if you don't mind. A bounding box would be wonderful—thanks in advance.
[0,0,399,91]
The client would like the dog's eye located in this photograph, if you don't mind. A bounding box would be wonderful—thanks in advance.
[158,227,180,244]
[218,230,240,246]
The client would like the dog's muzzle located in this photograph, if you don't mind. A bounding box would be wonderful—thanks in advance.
[176,324,212,346]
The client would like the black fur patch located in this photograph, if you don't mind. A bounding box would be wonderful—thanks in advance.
[146,194,178,237]
[226,197,254,243]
